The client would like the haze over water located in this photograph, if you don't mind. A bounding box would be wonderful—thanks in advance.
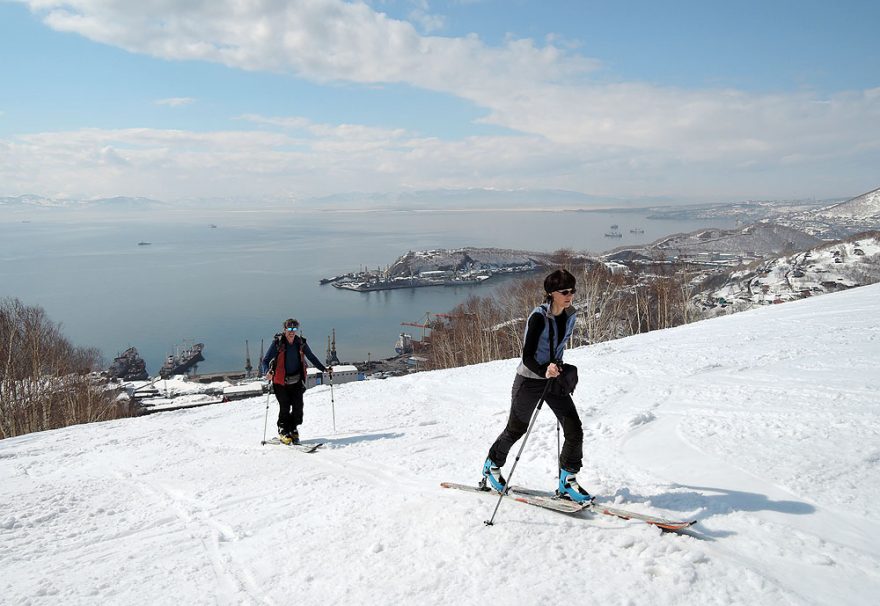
[0,207,735,374]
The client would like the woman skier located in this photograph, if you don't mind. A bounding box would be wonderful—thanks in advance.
[480,269,591,502]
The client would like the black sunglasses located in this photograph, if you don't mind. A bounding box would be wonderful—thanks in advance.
[556,288,576,295]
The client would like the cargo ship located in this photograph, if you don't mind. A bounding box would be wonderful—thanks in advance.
[159,342,205,378]
[108,347,149,381]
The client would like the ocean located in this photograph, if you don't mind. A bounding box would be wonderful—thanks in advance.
[0,206,736,374]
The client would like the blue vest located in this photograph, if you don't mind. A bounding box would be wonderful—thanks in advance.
[517,304,577,378]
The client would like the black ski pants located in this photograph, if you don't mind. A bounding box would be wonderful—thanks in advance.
[274,382,305,434]
[488,374,583,473]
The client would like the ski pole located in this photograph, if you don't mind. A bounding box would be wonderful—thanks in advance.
[329,369,336,434]
[260,384,273,445]
[484,378,554,526]
[556,421,561,479]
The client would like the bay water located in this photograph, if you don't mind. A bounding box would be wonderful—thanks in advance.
[0,206,735,374]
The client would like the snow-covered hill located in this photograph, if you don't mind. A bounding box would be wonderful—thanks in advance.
[2,285,879,605]
[810,186,880,223]
[640,187,880,240]
[605,222,822,266]
[698,232,880,313]
[772,186,880,238]
[644,198,839,221]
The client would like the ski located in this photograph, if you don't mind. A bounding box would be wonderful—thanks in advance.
[441,482,697,531]
[440,482,590,514]
[589,502,697,531]
[510,486,697,531]
[263,438,323,453]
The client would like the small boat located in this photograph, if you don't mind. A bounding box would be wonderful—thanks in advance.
[604,232,622,238]
[138,241,151,246]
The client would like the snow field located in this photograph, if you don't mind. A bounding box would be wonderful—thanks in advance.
[2,284,879,605]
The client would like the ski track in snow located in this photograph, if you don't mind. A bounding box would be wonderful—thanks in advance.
[2,285,879,605]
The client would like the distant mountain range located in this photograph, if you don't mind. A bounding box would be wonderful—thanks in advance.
[4,187,876,219]
[305,188,676,210]
[0,189,671,212]
[0,195,168,209]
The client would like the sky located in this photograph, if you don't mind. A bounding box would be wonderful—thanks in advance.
[1,0,879,205]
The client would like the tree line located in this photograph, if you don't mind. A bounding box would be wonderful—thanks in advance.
[424,251,699,370]
[0,298,133,439]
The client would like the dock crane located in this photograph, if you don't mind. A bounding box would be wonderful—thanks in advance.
[326,329,341,366]
[245,340,253,377]
[400,312,455,344]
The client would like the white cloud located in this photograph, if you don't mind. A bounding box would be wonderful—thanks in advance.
[22,2,877,145]
[155,97,196,107]
[0,123,579,200]
[3,116,877,202]
[407,2,446,34]
[10,0,880,200]
[237,113,409,142]
[27,0,597,101]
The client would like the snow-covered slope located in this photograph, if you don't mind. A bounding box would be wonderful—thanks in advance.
[2,285,879,605]
[774,186,880,238]
[699,232,880,312]
[812,186,880,222]
[653,223,821,257]
[606,222,821,264]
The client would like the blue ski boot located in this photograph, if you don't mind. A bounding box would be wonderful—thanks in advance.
[557,469,593,503]
[481,458,507,492]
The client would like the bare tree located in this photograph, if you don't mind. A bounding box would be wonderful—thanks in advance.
[423,255,706,371]
[0,298,133,439]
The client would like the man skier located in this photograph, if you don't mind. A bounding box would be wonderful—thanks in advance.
[261,318,330,444]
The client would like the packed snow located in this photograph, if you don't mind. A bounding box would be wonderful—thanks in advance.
[2,285,879,605]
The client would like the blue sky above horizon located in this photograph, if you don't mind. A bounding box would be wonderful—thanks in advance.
[1,0,878,204]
